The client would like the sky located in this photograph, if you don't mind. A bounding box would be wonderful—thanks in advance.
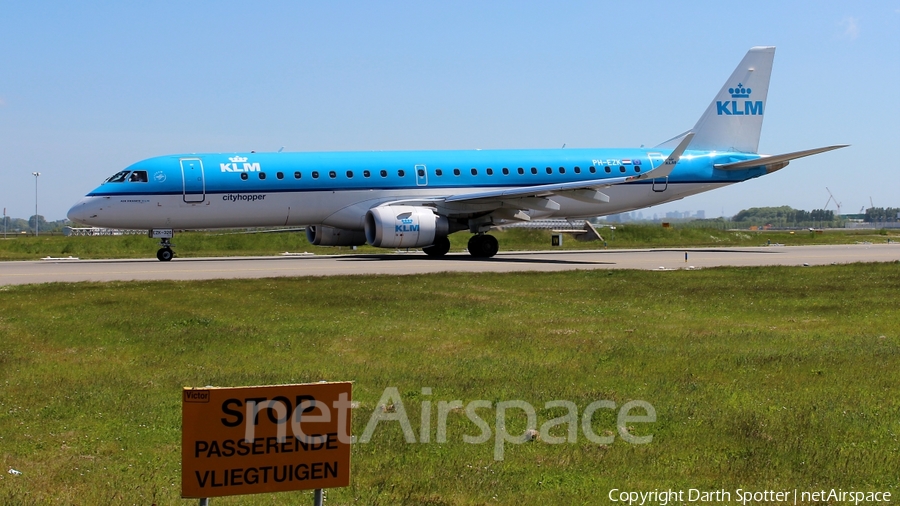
[1,1,898,221]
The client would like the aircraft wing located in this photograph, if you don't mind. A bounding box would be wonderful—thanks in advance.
[714,145,848,171]
[442,133,694,206]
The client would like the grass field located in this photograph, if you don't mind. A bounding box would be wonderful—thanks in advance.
[1,263,899,504]
[0,226,897,261]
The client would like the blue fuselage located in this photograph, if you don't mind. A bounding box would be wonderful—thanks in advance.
[69,147,765,230]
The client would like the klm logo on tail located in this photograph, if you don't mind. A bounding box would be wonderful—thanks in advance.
[716,83,763,116]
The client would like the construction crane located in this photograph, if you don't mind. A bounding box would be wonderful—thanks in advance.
[824,187,842,216]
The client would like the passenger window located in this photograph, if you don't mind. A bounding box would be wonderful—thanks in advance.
[380,170,387,177]
[635,167,641,173]
[312,171,320,179]
[435,169,443,176]
[364,170,371,178]
[559,167,565,174]
[546,167,552,174]
[346,171,353,178]
[294,171,302,179]
[605,166,611,173]
[502,167,509,175]
[517,167,524,175]
[259,172,266,180]
[104,170,130,183]
[619,166,626,173]
[486,168,493,175]
[329,171,337,178]
[454,168,461,176]
[471,168,478,176]
[531,167,538,174]
[241,173,248,180]
[276,172,284,180]
[398,169,405,177]
[417,168,425,177]
[574,166,581,174]
[589,166,596,174]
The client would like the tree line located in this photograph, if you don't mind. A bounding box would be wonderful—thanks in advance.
[863,207,899,223]
[731,206,836,225]
[1,216,70,235]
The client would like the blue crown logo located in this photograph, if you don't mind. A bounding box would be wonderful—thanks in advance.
[400,218,414,224]
[728,83,751,98]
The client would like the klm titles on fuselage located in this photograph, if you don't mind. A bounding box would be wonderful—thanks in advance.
[220,156,261,172]
[716,83,763,116]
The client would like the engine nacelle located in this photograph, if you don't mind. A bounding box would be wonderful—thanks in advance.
[365,206,448,248]
[306,225,367,246]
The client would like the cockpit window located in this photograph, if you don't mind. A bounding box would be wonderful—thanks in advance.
[104,170,130,183]
[128,171,148,182]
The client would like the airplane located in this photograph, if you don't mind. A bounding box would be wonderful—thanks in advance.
[68,46,846,261]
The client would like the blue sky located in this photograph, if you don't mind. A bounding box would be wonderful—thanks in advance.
[2,1,898,221]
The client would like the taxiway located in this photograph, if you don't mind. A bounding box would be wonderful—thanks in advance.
[1,244,897,286]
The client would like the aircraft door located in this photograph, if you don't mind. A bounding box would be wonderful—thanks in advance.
[180,158,205,203]
[415,164,428,186]
[647,153,668,193]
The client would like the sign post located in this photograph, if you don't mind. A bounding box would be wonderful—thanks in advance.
[181,382,352,501]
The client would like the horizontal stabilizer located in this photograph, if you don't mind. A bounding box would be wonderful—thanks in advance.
[714,145,849,171]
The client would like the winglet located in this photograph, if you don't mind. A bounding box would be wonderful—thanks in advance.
[627,132,694,182]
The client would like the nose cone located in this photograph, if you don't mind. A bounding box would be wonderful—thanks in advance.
[67,199,91,225]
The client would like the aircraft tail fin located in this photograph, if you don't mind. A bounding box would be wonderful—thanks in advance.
[688,46,775,154]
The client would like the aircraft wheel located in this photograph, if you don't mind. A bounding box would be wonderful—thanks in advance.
[423,237,451,257]
[482,235,499,257]
[467,234,499,258]
[467,235,483,257]
[157,248,174,262]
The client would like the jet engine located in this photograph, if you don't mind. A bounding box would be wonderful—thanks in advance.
[306,225,367,246]
[365,206,448,248]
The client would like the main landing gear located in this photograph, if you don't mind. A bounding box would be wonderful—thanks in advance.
[423,236,451,257]
[467,234,499,258]
[421,234,499,258]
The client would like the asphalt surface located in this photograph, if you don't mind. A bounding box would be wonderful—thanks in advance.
[1,244,897,286]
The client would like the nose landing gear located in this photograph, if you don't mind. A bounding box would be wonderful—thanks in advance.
[156,239,174,261]
[150,229,176,261]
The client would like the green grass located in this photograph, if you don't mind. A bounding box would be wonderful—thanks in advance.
[0,226,896,260]
[496,226,897,251]
[1,263,899,504]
